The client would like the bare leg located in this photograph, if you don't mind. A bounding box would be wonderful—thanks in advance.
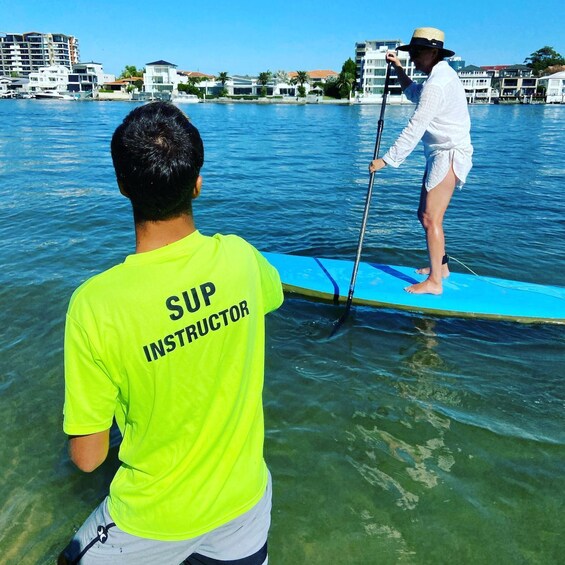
[415,174,450,278]
[406,166,457,295]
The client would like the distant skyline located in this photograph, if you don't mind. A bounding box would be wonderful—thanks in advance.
[1,0,564,77]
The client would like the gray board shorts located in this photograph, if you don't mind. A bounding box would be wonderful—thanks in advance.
[60,473,271,565]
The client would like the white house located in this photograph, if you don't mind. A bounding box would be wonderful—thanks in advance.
[68,62,114,95]
[27,64,70,93]
[143,60,180,97]
[538,71,565,103]
[458,65,495,103]
[0,75,13,97]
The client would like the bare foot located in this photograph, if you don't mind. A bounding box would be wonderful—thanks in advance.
[415,265,450,278]
[405,279,443,295]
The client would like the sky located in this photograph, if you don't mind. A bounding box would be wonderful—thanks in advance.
[1,0,564,77]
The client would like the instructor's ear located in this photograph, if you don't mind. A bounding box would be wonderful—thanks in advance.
[192,175,202,200]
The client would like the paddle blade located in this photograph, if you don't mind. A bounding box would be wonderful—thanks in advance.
[330,303,352,337]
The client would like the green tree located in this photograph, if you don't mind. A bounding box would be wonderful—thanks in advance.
[322,76,340,99]
[120,65,144,78]
[216,72,230,97]
[335,70,355,100]
[274,70,290,84]
[524,46,565,76]
[178,76,204,98]
[335,57,358,100]
[257,71,272,97]
[342,57,356,77]
[216,72,230,86]
[178,82,202,97]
[293,71,310,97]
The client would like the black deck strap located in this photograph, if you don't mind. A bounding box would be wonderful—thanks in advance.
[68,522,117,565]
[370,264,419,285]
[314,258,340,304]
[186,542,268,565]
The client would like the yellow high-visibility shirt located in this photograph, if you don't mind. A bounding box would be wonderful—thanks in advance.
[63,231,283,540]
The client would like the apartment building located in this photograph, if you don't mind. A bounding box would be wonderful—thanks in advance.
[0,32,79,77]
[356,40,422,102]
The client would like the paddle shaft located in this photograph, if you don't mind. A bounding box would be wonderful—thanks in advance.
[333,62,392,330]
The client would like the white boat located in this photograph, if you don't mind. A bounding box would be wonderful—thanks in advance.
[171,93,200,104]
[35,91,75,100]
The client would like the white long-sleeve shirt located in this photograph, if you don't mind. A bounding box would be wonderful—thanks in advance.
[382,61,473,190]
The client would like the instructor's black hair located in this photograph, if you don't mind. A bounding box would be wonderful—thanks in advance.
[111,101,204,222]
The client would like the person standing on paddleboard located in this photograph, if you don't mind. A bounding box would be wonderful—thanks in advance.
[58,102,283,565]
[369,27,473,295]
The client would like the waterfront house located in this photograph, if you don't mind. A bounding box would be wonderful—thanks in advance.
[231,75,258,96]
[28,64,70,93]
[0,76,29,96]
[67,62,114,97]
[538,71,565,103]
[458,65,495,103]
[481,65,508,79]
[0,75,11,93]
[178,71,215,82]
[0,75,13,97]
[98,77,140,100]
[498,64,537,101]
[143,60,179,99]
[287,70,338,92]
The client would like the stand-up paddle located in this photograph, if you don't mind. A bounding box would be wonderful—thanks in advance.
[331,62,393,336]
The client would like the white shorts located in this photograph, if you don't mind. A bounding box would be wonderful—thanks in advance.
[60,473,272,565]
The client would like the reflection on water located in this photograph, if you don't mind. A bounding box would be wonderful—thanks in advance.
[347,317,458,518]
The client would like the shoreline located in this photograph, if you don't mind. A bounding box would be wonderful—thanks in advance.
[1,95,557,106]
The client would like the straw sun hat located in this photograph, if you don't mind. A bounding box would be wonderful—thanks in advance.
[397,27,455,58]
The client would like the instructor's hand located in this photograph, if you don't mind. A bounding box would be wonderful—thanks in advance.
[369,158,387,173]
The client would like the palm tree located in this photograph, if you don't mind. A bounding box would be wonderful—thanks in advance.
[335,70,355,100]
[274,70,290,84]
[257,71,272,97]
[120,65,144,79]
[216,72,230,96]
[293,71,310,97]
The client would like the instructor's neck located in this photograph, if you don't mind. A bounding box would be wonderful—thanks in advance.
[134,214,196,254]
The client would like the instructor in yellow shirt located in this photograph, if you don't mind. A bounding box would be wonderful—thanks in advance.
[59,102,283,564]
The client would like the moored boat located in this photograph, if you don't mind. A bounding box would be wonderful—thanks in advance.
[171,93,200,104]
[35,91,75,100]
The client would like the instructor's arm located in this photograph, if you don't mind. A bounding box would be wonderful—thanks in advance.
[69,429,110,472]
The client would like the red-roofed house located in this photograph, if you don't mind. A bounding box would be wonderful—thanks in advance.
[288,70,338,83]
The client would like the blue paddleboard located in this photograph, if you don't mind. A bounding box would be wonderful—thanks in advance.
[263,252,565,324]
